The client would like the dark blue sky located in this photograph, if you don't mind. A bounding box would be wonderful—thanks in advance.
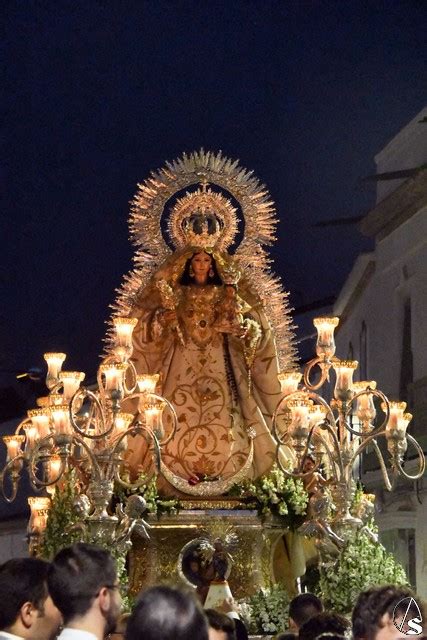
[2,0,426,385]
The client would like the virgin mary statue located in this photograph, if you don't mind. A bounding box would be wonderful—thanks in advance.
[109,151,297,496]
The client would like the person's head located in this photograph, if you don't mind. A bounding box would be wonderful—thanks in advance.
[352,585,425,640]
[180,251,222,285]
[47,542,121,634]
[288,593,323,631]
[275,634,297,640]
[0,557,62,640]
[205,608,236,640]
[125,585,209,640]
[299,612,350,640]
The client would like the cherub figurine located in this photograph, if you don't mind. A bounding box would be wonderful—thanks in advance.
[298,454,344,549]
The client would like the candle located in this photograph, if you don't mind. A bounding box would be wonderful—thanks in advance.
[145,402,166,439]
[353,381,377,424]
[332,360,358,402]
[278,371,302,395]
[2,435,25,461]
[59,371,85,402]
[113,317,138,358]
[27,409,51,439]
[288,399,311,434]
[137,373,160,395]
[24,424,39,452]
[44,352,66,389]
[313,317,339,358]
[28,497,51,534]
[113,412,134,447]
[49,404,71,435]
[385,401,407,434]
[100,363,127,392]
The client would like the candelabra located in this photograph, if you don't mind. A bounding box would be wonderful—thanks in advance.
[274,316,425,552]
[1,317,177,555]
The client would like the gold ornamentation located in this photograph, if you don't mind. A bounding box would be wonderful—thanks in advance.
[178,499,247,510]
[128,509,269,599]
[169,184,239,252]
[160,436,254,496]
[107,149,297,371]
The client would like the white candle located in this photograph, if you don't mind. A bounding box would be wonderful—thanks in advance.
[137,373,160,395]
[313,317,339,358]
[3,435,25,461]
[28,409,51,439]
[278,371,302,395]
[49,404,71,435]
[59,371,85,402]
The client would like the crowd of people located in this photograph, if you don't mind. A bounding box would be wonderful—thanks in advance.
[0,542,425,640]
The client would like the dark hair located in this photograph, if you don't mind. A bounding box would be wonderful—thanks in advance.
[205,608,236,640]
[125,585,209,640]
[275,634,297,640]
[299,612,350,640]
[352,585,423,640]
[0,557,50,629]
[180,252,222,285]
[289,593,323,629]
[47,542,117,624]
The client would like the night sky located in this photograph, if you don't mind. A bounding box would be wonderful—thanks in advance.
[2,1,426,395]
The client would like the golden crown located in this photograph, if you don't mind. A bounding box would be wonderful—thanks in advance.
[167,183,238,251]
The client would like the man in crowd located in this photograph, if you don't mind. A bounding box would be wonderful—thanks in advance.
[299,612,351,640]
[0,557,62,640]
[214,597,248,640]
[47,542,121,640]
[205,609,236,640]
[288,593,323,633]
[352,585,425,640]
[125,585,209,640]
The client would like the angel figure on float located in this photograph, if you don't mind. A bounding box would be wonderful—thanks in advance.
[107,151,298,496]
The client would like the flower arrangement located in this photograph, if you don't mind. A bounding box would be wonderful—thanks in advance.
[318,519,408,614]
[230,464,308,529]
[242,583,290,635]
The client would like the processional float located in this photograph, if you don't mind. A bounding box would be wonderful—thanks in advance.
[1,151,425,601]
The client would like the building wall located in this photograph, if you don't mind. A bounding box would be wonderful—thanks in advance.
[333,105,427,597]
[335,205,427,397]
[375,106,427,203]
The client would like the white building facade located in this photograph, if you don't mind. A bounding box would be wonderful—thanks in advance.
[334,107,427,596]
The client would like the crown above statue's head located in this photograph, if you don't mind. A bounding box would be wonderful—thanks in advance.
[167,182,238,252]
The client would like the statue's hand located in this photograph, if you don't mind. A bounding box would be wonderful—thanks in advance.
[216,319,247,338]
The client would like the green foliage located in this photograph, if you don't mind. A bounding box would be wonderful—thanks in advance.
[230,464,308,529]
[39,471,136,612]
[243,584,290,635]
[39,471,81,559]
[318,521,409,614]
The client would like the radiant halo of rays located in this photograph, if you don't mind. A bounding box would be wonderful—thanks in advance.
[107,149,297,370]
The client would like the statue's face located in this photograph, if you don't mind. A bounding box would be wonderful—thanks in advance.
[191,252,212,279]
